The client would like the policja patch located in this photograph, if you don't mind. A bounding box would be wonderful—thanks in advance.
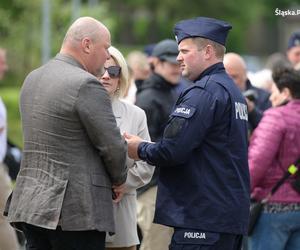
[164,104,196,138]
[170,228,220,248]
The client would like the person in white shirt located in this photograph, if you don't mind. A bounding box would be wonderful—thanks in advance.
[0,47,19,250]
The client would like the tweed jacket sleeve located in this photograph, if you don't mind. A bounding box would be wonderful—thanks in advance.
[75,80,127,185]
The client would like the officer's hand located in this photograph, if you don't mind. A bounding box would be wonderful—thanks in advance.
[123,132,142,160]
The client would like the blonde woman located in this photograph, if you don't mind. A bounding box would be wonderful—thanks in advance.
[98,46,155,250]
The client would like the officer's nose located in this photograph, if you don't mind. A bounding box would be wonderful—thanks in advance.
[177,53,182,63]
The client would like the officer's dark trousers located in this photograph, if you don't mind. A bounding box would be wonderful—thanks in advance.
[169,228,243,250]
[20,223,106,250]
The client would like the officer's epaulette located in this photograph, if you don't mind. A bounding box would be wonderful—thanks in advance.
[181,74,212,94]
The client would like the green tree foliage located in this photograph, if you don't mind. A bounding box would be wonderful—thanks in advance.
[0,0,298,146]
[0,0,298,83]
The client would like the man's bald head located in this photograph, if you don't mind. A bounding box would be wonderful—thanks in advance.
[60,17,111,76]
[223,52,247,91]
[62,17,109,48]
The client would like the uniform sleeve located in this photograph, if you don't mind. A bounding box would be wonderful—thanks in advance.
[75,80,127,185]
[125,110,155,191]
[138,88,217,166]
[248,109,284,190]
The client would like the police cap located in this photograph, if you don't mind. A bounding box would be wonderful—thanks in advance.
[174,17,232,46]
[288,30,300,50]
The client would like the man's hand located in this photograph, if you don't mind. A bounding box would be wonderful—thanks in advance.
[112,183,126,203]
[123,132,143,160]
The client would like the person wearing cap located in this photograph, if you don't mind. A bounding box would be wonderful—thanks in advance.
[287,30,300,67]
[125,17,250,250]
[135,39,181,250]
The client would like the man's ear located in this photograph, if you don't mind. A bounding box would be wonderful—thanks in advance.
[82,37,92,54]
[281,87,292,100]
[204,44,214,60]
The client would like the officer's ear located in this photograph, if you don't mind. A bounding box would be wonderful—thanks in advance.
[204,44,215,60]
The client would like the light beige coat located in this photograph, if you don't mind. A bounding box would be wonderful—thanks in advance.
[106,99,155,247]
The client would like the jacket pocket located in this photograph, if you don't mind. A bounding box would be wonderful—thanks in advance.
[91,174,111,187]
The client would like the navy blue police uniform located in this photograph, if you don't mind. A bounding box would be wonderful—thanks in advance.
[137,17,250,250]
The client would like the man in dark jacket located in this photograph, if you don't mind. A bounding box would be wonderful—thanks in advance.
[224,53,271,132]
[135,39,181,250]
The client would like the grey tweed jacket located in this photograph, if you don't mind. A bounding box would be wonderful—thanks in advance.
[5,53,127,232]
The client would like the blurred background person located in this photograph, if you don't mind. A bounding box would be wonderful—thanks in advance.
[287,30,300,68]
[269,81,289,108]
[265,52,292,73]
[136,39,181,141]
[224,52,271,133]
[248,67,300,250]
[135,39,181,250]
[125,51,151,104]
[98,46,155,250]
[0,47,19,250]
[248,69,274,93]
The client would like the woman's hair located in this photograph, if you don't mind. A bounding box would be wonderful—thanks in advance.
[272,66,300,99]
[108,46,129,98]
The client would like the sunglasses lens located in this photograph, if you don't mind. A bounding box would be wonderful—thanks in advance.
[106,66,121,78]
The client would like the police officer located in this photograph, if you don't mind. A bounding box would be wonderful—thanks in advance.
[125,17,250,250]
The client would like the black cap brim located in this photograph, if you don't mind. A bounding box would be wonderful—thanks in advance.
[160,55,178,64]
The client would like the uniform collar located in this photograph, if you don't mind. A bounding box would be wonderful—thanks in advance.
[195,62,224,82]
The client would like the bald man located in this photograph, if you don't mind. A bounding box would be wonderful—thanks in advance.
[224,53,271,131]
[4,17,127,250]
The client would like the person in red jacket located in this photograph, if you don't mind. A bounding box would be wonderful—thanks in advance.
[248,67,300,250]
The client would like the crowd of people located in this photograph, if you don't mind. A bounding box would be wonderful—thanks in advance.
[0,15,300,250]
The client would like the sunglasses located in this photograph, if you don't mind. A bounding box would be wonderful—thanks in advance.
[101,66,121,78]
